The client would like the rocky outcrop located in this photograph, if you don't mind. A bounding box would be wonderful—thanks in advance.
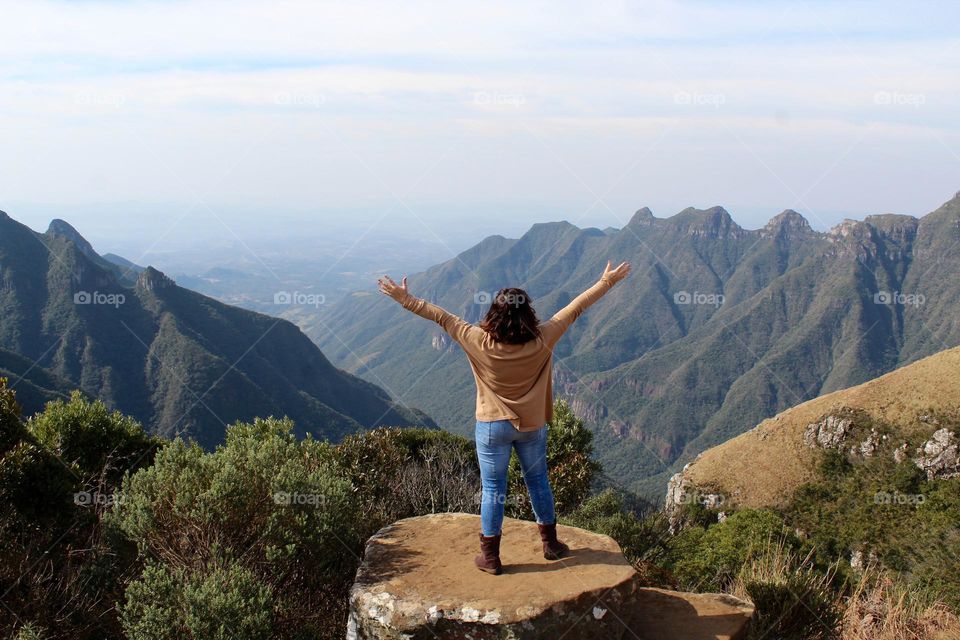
[760,209,813,240]
[347,513,754,640]
[136,266,176,292]
[665,464,728,532]
[914,428,960,480]
[803,413,854,449]
[802,412,960,480]
[802,411,890,459]
[854,428,885,458]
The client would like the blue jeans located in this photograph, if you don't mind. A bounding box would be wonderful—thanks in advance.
[475,419,557,536]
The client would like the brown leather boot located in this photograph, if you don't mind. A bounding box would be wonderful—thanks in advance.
[474,533,502,575]
[538,523,570,560]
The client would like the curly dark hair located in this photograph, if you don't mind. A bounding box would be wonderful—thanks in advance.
[479,288,541,344]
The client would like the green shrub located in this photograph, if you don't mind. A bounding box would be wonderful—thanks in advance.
[562,489,670,568]
[507,399,600,519]
[335,426,480,537]
[112,417,359,639]
[28,391,160,481]
[666,509,800,591]
[0,376,25,455]
[0,384,157,640]
[121,560,273,640]
[11,622,48,640]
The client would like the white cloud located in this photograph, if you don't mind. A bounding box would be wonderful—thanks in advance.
[0,0,958,232]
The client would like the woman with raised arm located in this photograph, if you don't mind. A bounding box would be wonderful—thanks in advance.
[378,260,631,575]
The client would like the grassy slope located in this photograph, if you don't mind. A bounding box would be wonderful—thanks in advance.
[684,345,960,508]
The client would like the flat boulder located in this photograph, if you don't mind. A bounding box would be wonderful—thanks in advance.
[347,512,754,640]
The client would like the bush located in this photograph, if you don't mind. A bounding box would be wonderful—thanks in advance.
[562,489,670,565]
[0,376,25,455]
[666,509,801,591]
[746,572,840,640]
[0,385,158,640]
[11,623,48,640]
[121,560,273,640]
[28,391,160,481]
[334,426,480,537]
[111,417,359,640]
[724,540,842,640]
[507,399,600,519]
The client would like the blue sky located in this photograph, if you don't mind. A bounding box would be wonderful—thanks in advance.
[1,0,959,252]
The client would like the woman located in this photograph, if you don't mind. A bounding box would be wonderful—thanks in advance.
[378,260,631,575]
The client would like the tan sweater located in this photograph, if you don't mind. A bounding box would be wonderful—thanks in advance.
[398,276,615,431]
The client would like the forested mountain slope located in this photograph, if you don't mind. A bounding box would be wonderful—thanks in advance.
[315,193,960,495]
[0,211,431,446]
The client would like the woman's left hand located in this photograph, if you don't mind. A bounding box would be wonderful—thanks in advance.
[378,275,409,301]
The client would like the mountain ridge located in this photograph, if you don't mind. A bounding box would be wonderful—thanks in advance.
[0,209,433,446]
[314,192,960,497]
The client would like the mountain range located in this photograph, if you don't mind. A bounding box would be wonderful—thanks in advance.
[0,210,432,447]
[313,192,960,497]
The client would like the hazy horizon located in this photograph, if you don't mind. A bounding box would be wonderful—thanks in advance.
[5,192,957,268]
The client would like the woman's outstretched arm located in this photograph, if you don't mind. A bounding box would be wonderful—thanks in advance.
[540,260,631,346]
[378,275,478,345]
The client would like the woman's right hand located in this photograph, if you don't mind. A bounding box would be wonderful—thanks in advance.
[378,275,409,301]
[602,260,631,285]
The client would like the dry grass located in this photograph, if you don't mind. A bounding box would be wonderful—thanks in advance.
[685,346,960,509]
[727,539,830,602]
[728,540,839,639]
[840,570,960,640]
[727,542,960,640]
